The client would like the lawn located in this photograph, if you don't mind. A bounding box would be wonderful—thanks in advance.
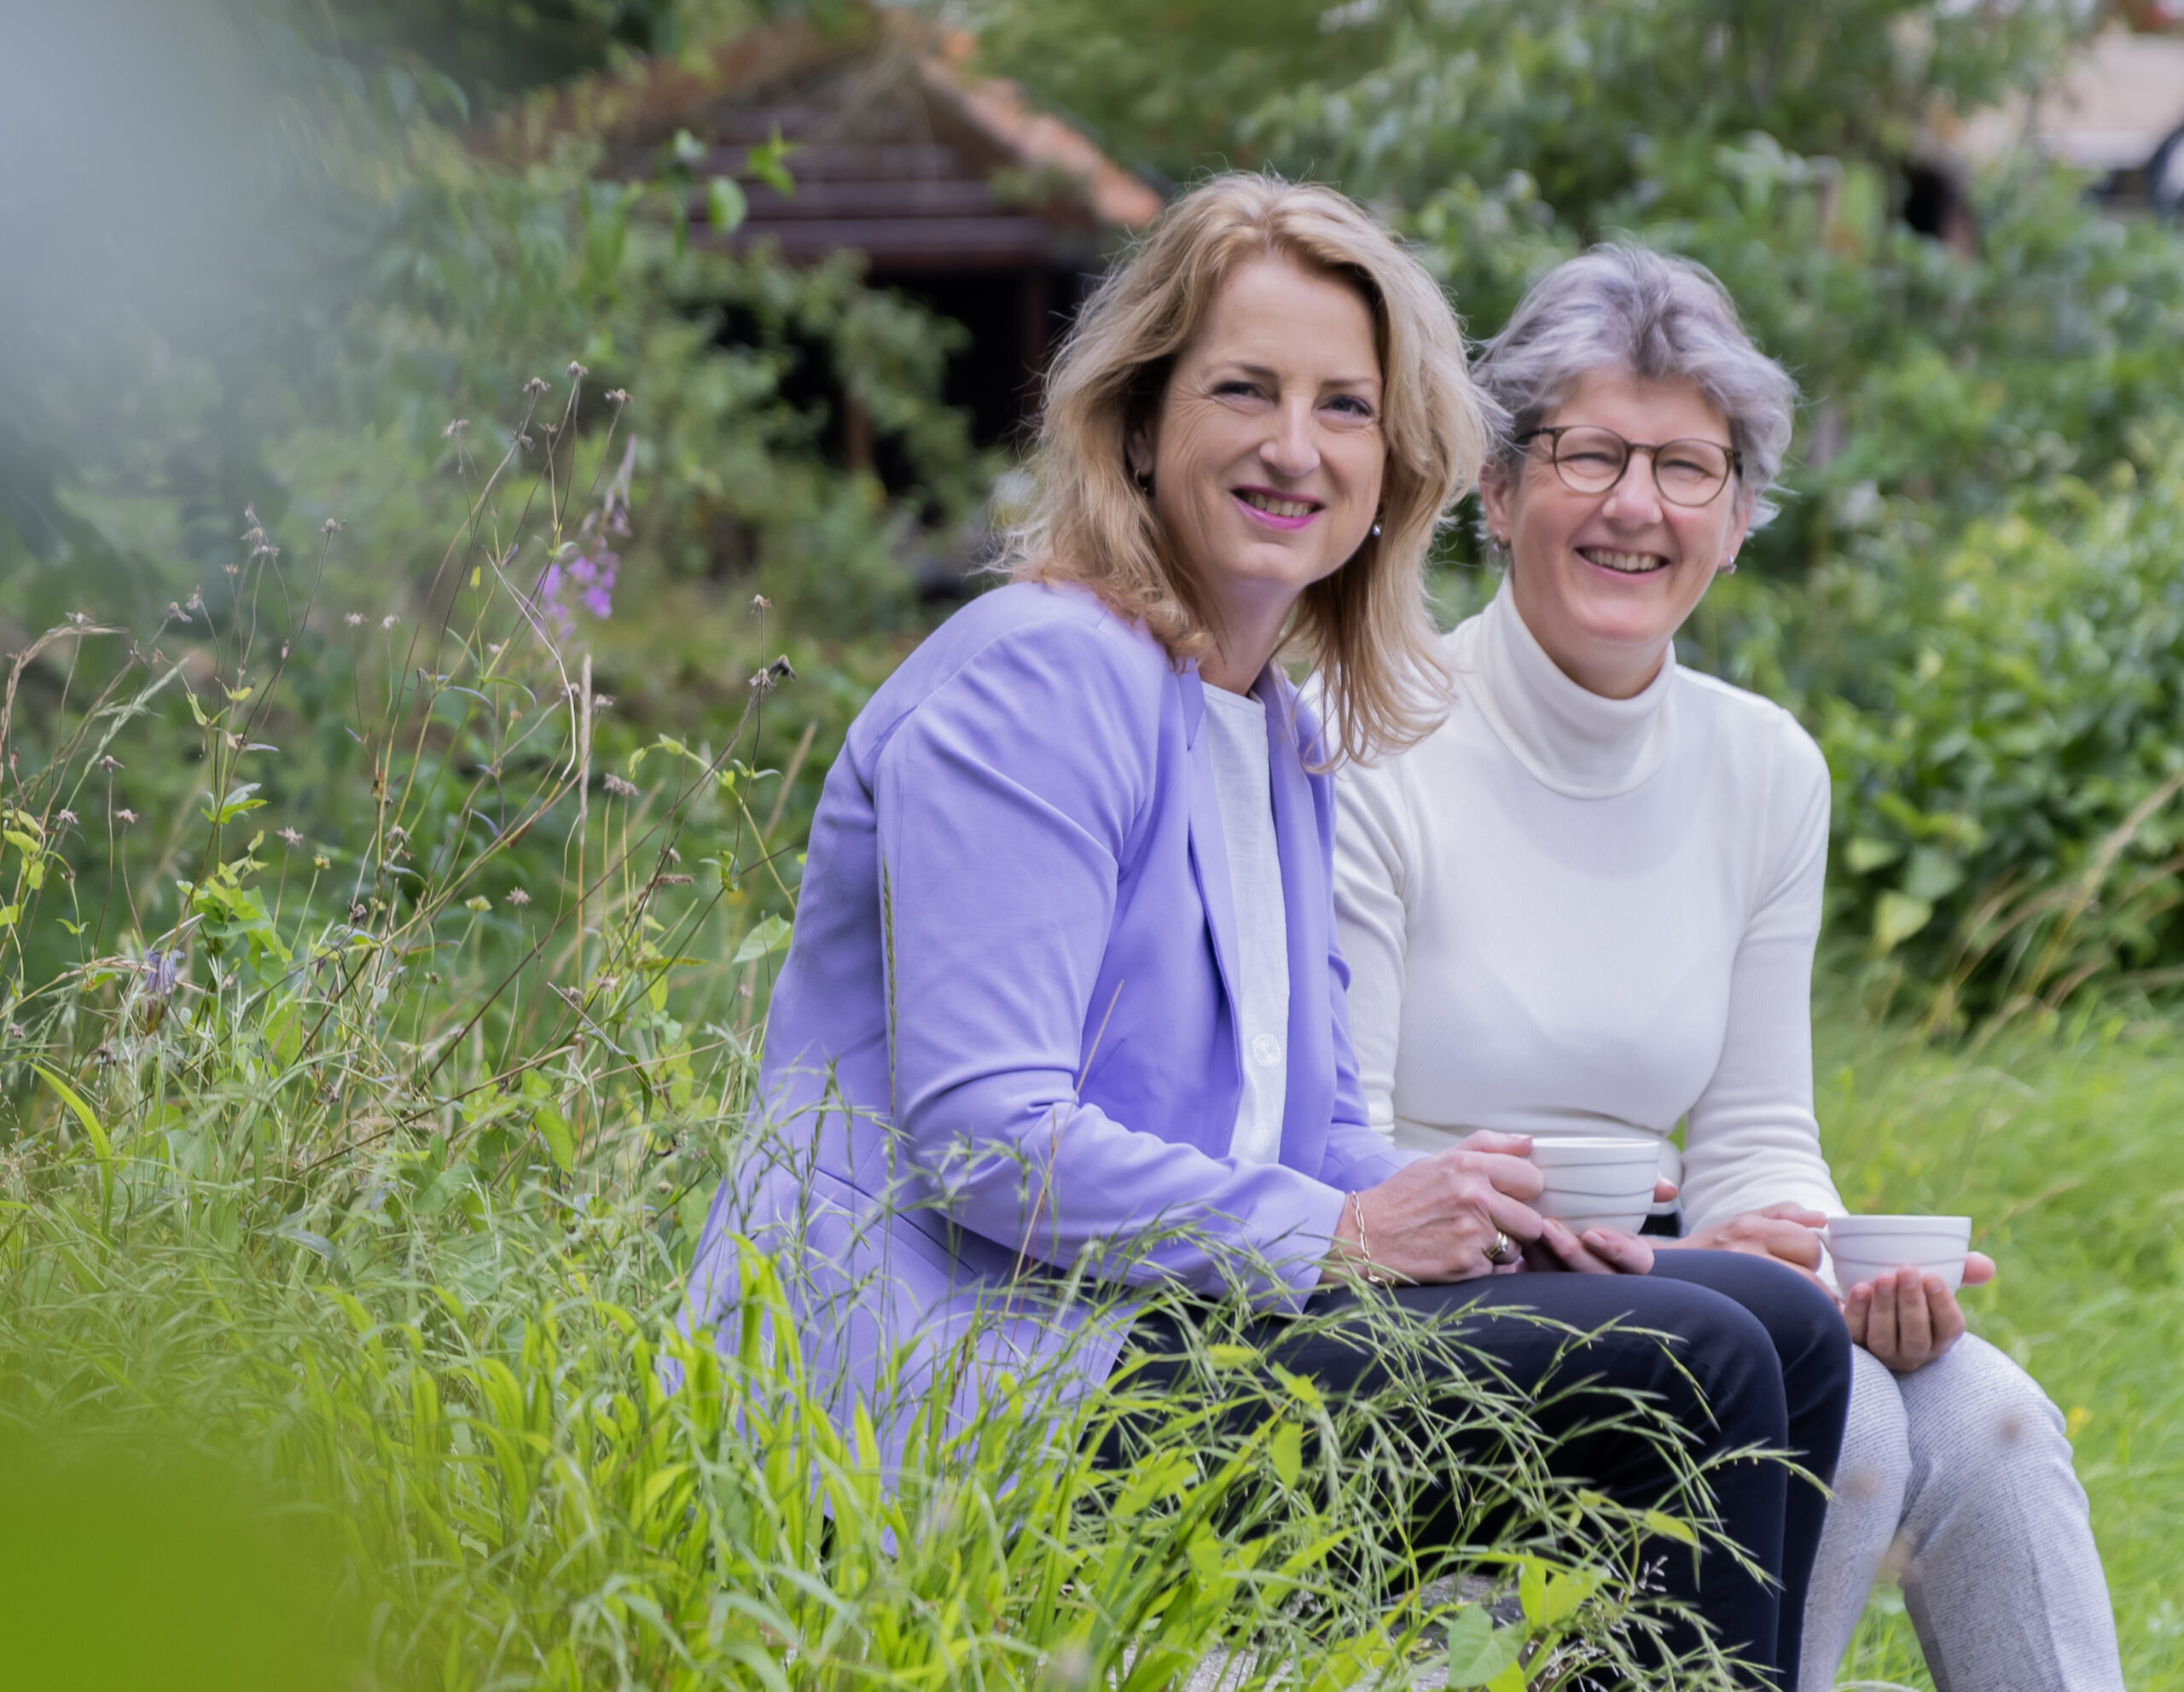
[1815,991,2184,1690]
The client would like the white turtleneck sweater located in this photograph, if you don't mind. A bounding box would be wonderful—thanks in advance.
[1331,575,1845,1236]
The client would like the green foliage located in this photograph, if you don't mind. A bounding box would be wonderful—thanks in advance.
[1687,433,2184,1019]
[3,3,985,654]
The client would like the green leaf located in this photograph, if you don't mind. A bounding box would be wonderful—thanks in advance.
[534,1100,575,1172]
[1872,890,1934,953]
[200,782,266,824]
[1643,1508,1699,1547]
[1844,835,1902,875]
[1901,844,1966,903]
[1269,1421,1301,1488]
[1114,1449,1194,1515]
[1532,1565,1604,1627]
[34,1063,113,1226]
[1519,1558,1548,1625]
[731,915,792,965]
[1444,1607,1525,1688]
[745,125,800,195]
[707,177,748,234]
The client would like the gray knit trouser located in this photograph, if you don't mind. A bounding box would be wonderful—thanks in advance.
[1798,1336,2127,1692]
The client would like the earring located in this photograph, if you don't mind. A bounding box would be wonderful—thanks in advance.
[1135,470,1153,496]
[1369,519,1383,538]
[1722,555,1739,574]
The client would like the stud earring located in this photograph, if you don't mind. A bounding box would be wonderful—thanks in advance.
[1369,519,1383,538]
[1135,470,1153,496]
[1722,554,1740,574]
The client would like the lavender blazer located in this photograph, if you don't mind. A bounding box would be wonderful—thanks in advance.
[683,581,1409,1441]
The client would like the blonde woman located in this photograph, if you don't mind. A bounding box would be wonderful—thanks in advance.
[685,178,1850,1689]
[1332,244,2123,1692]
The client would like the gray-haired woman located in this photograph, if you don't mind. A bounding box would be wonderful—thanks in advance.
[1331,245,2125,1692]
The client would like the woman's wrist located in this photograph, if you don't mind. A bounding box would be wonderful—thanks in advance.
[1325,1189,1392,1287]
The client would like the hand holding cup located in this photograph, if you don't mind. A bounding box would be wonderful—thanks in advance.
[1828,1215,1996,1372]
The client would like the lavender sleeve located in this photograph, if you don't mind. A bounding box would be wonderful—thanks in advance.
[870,619,1345,1305]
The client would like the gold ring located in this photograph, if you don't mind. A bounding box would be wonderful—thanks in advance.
[1486,1230,1519,1266]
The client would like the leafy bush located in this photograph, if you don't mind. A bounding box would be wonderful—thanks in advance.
[1736,437,2184,1020]
[3,5,985,649]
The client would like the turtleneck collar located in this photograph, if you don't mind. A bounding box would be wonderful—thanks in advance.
[1459,572,1678,799]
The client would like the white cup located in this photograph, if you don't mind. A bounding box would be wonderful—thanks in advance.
[1526,1137,1661,1237]
[1826,1214,1973,1292]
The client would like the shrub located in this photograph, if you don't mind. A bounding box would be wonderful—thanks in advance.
[1703,431,2184,1020]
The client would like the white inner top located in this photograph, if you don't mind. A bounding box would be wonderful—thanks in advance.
[1200,683,1290,1166]
[1331,573,1845,1234]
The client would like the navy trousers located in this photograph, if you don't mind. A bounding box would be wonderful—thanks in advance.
[1118,1251,1850,1689]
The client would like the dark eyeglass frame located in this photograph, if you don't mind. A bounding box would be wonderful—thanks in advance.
[1516,425,1744,508]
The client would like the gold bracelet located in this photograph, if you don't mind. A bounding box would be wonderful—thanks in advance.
[1350,1191,1392,1288]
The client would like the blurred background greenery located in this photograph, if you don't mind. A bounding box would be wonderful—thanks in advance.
[4,0,2184,1687]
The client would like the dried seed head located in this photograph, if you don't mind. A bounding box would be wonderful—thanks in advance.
[381,613,399,630]
[57,809,78,825]
[567,360,588,378]
[279,827,303,846]
[603,773,639,799]
[606,388,630,404]
[322,517,345,533]
[442,418,468,438]
[114,808,139,824]
[98,755,122,772]
[344,613,364,627]
[524,376,549,396]
[506,887,531,906]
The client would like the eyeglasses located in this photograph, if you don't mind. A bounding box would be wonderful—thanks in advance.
[1517,425,1741,508]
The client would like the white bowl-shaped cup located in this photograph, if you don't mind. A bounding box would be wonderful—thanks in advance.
[1826,1214,1972,1292]
[1527,1138,1659,1236]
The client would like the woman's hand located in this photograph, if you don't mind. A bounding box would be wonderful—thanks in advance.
[1519,1177,1679,1276]
[1845,1255,1996,1372]
[1658,1201,1830,1285]
[1327,1131,1549,1285]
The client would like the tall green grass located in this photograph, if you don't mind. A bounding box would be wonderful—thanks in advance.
[0,373,1746,1692]
[1814,989,2184,1691]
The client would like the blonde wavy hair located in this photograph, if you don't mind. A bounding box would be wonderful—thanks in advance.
[1005,172,1495,765]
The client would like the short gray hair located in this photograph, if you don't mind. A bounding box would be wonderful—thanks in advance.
[1473,245,1798,526]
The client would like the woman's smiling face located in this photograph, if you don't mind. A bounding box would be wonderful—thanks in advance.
[1130,253,1385,677]
[1482,367,1753,699]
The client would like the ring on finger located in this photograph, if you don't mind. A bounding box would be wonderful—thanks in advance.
[1485,1230,1519,1266]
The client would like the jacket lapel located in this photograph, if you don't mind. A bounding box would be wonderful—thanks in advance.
[1260,671,1332,1172]
[1182,664,1244,1151]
